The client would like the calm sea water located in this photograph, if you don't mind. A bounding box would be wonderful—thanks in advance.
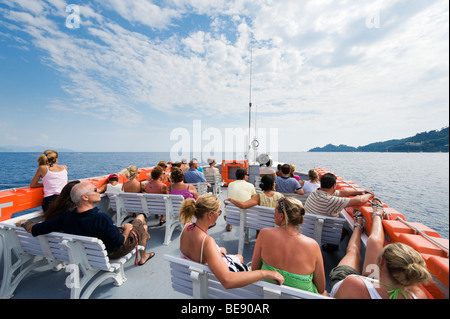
[0,152,448,238]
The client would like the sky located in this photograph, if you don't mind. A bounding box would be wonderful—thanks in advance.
[0,0,448,157]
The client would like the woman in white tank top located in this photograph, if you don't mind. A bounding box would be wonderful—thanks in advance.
[30,150,68,212]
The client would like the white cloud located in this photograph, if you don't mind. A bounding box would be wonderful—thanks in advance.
[0,0,448,151]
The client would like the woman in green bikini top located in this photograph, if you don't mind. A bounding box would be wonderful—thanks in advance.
[251,197,326,295]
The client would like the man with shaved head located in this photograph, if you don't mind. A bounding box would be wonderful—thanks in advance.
[17,181,155,265]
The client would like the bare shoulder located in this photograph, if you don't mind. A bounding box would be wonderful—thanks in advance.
[336,276,370,299]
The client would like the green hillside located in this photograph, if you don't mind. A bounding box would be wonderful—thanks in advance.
[309,127,449,152]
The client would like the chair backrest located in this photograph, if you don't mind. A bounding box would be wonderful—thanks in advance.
[0,224,47,259]
[281,193,309,204]
[164,254,331,299]
[188,183,208,195]
[300,214,346,246]
[55,233,113,271]
[245,205,276,230]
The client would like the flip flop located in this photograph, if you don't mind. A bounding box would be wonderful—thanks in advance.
[139,252,155,266]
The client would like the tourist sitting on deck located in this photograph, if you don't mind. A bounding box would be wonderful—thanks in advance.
[121,165,145,193]
[156,161,171,185]
[16,181,155,266]
[30,150,68,212]
[330,199,431,299]
[205,158,220,175]
[225,168,256,231]
[43,180,80,221]
[98,174,123,193]
[275,164,304,195]
[259,160,276,177]
[184,159,207,183]
[145,166,169,195]
[304,173,374,218]
[145,165,169,225]
[226,175,283,209]
[169,167,199,199]
[251,196,326,294]
[179,194,284,289]
[180,158,189,172]
[301,169,321,195]
[289,164,300,182]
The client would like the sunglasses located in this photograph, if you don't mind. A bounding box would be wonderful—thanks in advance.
[84,187,98,196]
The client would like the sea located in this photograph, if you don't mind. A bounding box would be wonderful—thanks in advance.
[0,151,448,239]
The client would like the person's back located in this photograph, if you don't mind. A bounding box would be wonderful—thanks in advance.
[302,180,320,195]
[252,197,325,293]
[275,164,302,194]
[227,179,255,201]
[304,188,348,217]
[32,206,123,253]
[258,191,283,208]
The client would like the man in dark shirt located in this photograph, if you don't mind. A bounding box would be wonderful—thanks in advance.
[16,181,155,265]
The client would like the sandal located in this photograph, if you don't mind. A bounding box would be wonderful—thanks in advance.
[371,198,391,220]
[353,208,366,233]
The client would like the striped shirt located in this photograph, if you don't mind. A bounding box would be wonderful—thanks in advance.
[304,189,350,217]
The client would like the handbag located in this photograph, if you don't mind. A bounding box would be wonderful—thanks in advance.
[222,253,249,272]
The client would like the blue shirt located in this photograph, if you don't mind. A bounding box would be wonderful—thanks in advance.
[31,207,124,253]
[184,169,207,183]
[275,176,302,193]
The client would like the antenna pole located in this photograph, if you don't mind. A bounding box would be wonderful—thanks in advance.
[248,38,253,156]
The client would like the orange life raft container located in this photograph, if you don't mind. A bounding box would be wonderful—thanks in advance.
[221,160,248,186]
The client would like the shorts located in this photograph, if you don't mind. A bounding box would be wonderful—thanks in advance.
[329,265,359,289]
[108,218,148,260]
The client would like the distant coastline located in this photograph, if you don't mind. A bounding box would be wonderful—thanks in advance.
[309,127,449,153]
[0,146,74,152]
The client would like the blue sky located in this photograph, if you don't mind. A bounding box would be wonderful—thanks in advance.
[0,0,448,155]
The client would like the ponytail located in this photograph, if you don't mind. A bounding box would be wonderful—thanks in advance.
[37,150,58,167]
[179,198,196,224]
[179,194,220,224]
[378,243,431,287]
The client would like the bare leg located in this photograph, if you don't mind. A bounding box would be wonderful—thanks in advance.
[362,213,385,277]
[336,225,362,272]
[135,214,154,265]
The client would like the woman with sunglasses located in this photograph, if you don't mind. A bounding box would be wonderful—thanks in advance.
[251,197,327,295]
[179,194,284,289]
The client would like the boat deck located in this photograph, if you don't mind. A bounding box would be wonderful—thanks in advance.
[4,186,359,299]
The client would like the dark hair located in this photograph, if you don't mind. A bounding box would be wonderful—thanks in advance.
[235,168,248,180]
[320,173,337,189]
[151,165,164,180]
[281,164,291,175]
[260,175,276,191]
[44,180,80,221]
[171,167,185,183]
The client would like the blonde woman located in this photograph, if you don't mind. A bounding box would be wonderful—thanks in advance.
[251,197,326,294]
[301,169,321,195]
[179,194,284,289]
[330,199,431,299]
[30,150,68,212]
[121,165,145,193]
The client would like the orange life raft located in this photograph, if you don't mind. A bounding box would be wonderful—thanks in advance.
[316,167,449,299]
